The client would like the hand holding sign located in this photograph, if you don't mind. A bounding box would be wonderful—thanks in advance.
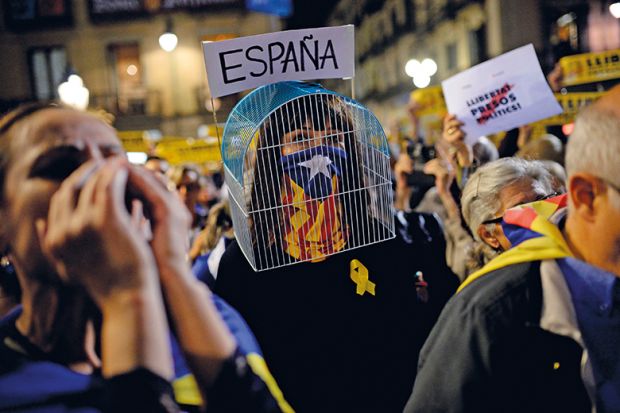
[202,26,355,98]
[441,44,562,143]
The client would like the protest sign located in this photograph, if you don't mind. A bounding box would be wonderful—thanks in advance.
[441,44,562,143]
[537,91,603,126]
[410,85,447,144]
[155,138,221,165]
[560,49,620,86]
[117,130,150,152]
[202,25,355,98]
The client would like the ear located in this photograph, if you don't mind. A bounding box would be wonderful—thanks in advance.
[477,224,501,250]
[568,173,601,222]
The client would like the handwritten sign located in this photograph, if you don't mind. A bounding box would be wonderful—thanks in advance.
[441,44,562,143]
[202,25,355,98]
[560,49,620,86]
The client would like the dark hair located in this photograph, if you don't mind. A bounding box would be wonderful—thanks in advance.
[0,102,64,204]
[146,155,166,162]
[249,94,367,256]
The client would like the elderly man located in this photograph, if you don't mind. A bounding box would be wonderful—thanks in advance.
[404,85,620,413]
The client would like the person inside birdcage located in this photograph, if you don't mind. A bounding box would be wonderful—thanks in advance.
[215,81,459,413]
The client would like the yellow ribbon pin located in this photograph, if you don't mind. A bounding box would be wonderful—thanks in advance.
[350,259,376,296]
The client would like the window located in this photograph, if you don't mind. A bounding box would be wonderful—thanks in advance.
[446,42,457,71]
[468,27,486,65]
[28,46,67,100]
[108,42,145,114]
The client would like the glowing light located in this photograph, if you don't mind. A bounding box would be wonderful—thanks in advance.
[610,2,620,18]
[126,64,138,76]
[405,59,422,78]
[562,123,575,136]
[58,74,89,110]
[421,58,437,76]
[159,32,178,52]
[127,152,148,164]
[413,74,431,88]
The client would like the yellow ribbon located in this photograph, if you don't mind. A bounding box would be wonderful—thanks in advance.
[350,259,376,296]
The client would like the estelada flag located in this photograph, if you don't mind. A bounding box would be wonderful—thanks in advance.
[458,194,572,292]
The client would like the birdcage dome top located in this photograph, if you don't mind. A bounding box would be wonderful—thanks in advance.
[221,81,388,186]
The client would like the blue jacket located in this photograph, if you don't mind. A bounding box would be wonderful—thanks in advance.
[0,294,292,413]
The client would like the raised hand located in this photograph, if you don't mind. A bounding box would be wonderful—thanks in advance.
[36,157,158,304]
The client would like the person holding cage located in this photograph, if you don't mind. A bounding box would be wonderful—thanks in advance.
[215,81,459,413]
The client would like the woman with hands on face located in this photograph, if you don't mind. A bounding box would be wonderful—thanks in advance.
[0,103,291,413]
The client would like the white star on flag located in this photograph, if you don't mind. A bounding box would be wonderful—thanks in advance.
[298,154,333,180]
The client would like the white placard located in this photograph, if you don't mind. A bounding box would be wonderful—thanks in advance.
[202,25,355,98]
[441,44,562,143]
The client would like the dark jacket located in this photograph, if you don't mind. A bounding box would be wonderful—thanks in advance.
[216,212,459,413]
[0,295,291,413]
[404,261,591,413]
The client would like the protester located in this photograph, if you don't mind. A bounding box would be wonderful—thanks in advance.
[216,82,458,413]
[144,155,170,176]
[460,157,558,270]
[404,85,620,413]
[0,103,291,413]
[190,201,235,287]
[516,133,565,165]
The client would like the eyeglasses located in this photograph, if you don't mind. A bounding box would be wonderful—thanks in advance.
[481,192,563,225]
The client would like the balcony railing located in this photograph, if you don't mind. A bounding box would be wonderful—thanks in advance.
[90,89,162,117]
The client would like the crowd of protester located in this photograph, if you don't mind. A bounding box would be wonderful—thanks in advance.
[0,58,618,413]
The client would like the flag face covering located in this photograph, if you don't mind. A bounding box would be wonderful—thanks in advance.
[458,194,571,292]
[279,145,348,262]
[280,145,347,199]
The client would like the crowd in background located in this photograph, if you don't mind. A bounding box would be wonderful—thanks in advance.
[0,58,618,413]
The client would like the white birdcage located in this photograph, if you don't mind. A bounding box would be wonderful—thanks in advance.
[222,81,394,272]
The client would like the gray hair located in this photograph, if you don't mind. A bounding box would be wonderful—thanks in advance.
[566,105,620,191]
[461,157,555,241]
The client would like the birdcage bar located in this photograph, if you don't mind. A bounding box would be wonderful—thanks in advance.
[222,81,395,272]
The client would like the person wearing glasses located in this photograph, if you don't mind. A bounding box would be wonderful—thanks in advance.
[404,86,620,413]
[459,157,561,275]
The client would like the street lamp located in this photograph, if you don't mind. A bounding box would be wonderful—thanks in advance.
[405,57,437,89]
[610,2,620,18]
[159,18,178,52]
[58,74,89,110]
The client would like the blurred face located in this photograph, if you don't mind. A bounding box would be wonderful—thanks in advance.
[144,158,169,175]
[176,170,200,210]
[1,109,123,281]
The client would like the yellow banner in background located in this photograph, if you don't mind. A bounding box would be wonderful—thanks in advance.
[155,138,221,165]
[410,85,447,117]
[117,130,150,152]
[536,92,603,126]
[560,49,620,86]
[410,85,447,144]
[117,125,223,166]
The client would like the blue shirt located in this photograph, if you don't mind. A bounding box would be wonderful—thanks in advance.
[559,257,620,413]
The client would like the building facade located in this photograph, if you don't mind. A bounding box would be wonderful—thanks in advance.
[326,0,616,126]
[0,0,279,136]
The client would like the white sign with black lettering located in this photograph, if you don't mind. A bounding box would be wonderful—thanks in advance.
[202,25,355,98]
[441,44,562,143]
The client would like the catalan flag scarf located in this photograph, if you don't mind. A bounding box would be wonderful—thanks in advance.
[458,194,573,292]
[279,145,348,262]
